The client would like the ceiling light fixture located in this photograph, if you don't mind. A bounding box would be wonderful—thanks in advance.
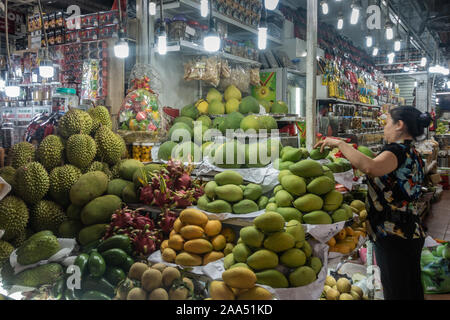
[200,0,208,18]
[264,0,279,11]
[321,0,329,15]
[337,12,344,30]
[149,1,156,15]
[350,0,361,25]
[204,0,220,52]
[258,4,268,50]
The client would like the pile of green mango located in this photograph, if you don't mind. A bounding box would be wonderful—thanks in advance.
[198,171,268,214]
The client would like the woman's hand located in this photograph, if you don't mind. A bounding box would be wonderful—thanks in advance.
[314,138,342,153]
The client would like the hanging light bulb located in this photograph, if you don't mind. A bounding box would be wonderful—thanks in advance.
[200,0,208,18]
[372,46,379,56]
[394,39,401,51]
[387,52,395,64]
[258,6,268,50]
[114,39,129,58]
[5,73,20,98]
[321,0,329,15]
[337,13,344,30]
[366,36,373,47]
[350,0,361,25]
[158,33,167,55]
[204,0,220,52]
[385,21,394,40]
[264,0,279,11]
[149,1,156,15]
[420,56,427,67]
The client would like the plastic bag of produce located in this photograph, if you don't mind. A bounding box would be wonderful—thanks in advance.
[421,244,450,294]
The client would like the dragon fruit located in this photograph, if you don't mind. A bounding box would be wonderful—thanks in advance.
[159,209,178,234]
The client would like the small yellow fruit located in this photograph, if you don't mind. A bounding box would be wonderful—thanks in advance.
[325,288,340,300]
[336,278,351,293]
[325,275,337,287]
[339,293,354,300]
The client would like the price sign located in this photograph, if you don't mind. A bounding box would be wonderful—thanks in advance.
[2,108,16,120]
[16,107,33,120]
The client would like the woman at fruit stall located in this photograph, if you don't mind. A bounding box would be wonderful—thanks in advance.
[315,106,432,300]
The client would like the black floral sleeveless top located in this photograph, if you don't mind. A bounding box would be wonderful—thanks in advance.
[366,140,426,241]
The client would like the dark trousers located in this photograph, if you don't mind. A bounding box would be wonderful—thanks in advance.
[373,235,425,300]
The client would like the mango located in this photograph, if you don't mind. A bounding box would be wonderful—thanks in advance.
[309,256,323,274]
[179,208,208,226]
[211,235,226,251]
[323,190,344,212]
[268,197,275,203]
[204,220,222,237]
[224,253,235,269]
[197,195,210,211]
[341,204,354,219]
[293,194,324,213]
[307,176,335,195]
[80,195,122,225]
[266,203,278,211]
[310,148,329,160]
[282,148,303,162]
[203,251,224,265]
[275,190,293,207]
[168,234,184,251]
[215,171,243,186]
[254,211,285,233]
[209,281,235,300]
[256,269,289,288]
[180,225,205,240]
[215,185,244,202]
[350,200,365,212]
[279,161,294,171]
[302,241,312,258]
[289,266,316,287]
[232,243,251,263]
[221,227,236,243]
[229,263,252,270]
[247,249,279,271]
[278,170,293,183]
[204,181,218,199]
[232,199,259,214]
[289,160,323,178]
[222,267,257,289]
[322,166,335,182]
[276,207,303,222]
[207,200,232,213]
[240,226,265,248]
[107,179,133,197]
[332,209,348,223]
[243,184,263,201]
[237,286,272,300]
[281,175,306,196]
[303,211,332,224]
[273,185,284,194]
[286,220,305,243]
[223,243,234,256]
[263,232,295,252]
[184,239,213,254]
[280,248,306,268]
[258,196,269,210]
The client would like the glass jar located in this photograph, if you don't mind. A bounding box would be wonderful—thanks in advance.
[224,39,232,54]
[187,20,200,42]
[169,15,188,41]
[52,88,79,114]
[132,143,142,161]
[140,143,154,162]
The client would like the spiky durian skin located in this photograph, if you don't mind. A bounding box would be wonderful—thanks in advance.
[31,200,67,234]
[66,134,97,170]
[58,108,93,138]
[15,162,50,205]
[9,142,35,169]
[95,126,126,166]
[0,196,29,241]
[49,165,82,207]
[36,135,65,172]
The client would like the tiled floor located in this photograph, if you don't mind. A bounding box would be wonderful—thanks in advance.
[424,190,450,241]
[423,189,450,300]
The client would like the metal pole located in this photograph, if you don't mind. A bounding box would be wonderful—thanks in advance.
[136,0,150,64]
[306,0,318,150]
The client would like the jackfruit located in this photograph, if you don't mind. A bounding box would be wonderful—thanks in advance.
[215,185,243,202]
[0,240,14,267]
[36,135,64,172]
[289,160,323,178]
[14,263,63,287]
[81,195,122,225]
[66,134,97,169]
[263,232,295,252]
[70,171,109,207]
[9,142,35,169]
[0,196,29,241]
[307,176,335,195]
[107,179,133,198]
[85,161,112,180]
[243,184,263,201]
[247,250,279,271]
[256,269,289,288]
[15,162,50,205]
[254,212,285,233]
[49,165,82,207]
[58,108,93,138]
[240,226,265,248]
[293,194,324,213]
[31,200,67,234]
[58,220,83,239]
[118,159,144,181]
[88,105,112,133]
[16,232,60,265]
[122,184,139,203]
[289,266,316,287]
[281,175,307,196]
[95,126,126,165]
[233,200,259,214]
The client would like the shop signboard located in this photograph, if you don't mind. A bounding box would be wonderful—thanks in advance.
[251,71,277,104]
[16,107,33,121]
[2,107,16,121]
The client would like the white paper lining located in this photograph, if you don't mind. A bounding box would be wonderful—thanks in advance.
[189,206,266,221]
[303,214,358,243]
[333,169,355,191]
[0,176,12,201]
[10,238,77,275]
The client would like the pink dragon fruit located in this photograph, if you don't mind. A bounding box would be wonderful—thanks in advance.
[159,210,177,234]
